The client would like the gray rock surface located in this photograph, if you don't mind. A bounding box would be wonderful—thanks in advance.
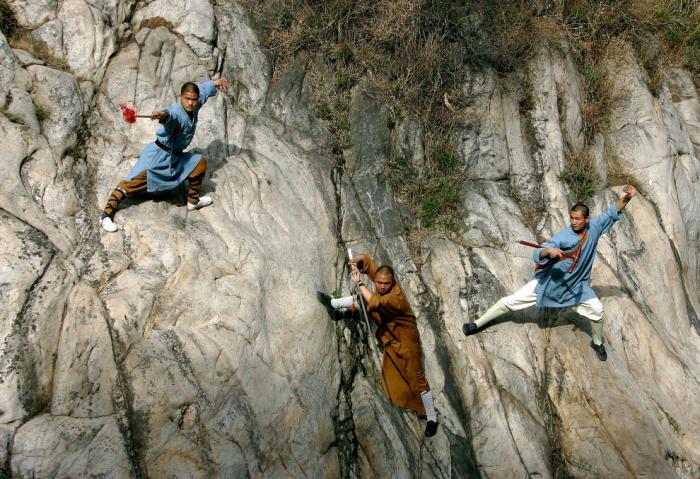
[11,415,134,478]
[0,2,699,478]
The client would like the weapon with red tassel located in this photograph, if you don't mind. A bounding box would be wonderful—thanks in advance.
[118,104,152,124]
[519,240,580,272]
[518,240,577,260]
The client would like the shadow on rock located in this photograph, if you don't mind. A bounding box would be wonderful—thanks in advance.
[484,307,597,342]
[191,139,240,195]
[594,285,628,299]
[115,187,188,213]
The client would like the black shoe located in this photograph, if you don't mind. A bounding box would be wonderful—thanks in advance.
[591,342,607,361]
[316,291,336,319]
[424,420,438,437]
[462,323,478,336]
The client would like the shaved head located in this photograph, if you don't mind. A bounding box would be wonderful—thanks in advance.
[570,203,590,218]
[376,265,394,280]
[181,82,200,95]
[375,265,395,295]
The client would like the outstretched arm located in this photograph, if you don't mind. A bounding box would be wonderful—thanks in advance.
[150,109,180,136]
[150,110,170,121]
[616,185,637,212]
[213,78,229,93]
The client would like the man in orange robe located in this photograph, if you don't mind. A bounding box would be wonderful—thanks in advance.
[318,254,438,437]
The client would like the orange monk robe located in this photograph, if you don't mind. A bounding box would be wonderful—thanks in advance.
[357,255,430,416]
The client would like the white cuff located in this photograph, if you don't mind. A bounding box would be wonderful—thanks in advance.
[331,296,356,309]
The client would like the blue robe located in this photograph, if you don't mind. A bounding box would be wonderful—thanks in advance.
[126,80,218,192]
[533,203,624,307]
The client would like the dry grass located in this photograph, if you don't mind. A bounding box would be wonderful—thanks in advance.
[560,0,699,87]
[245,0,699,251]
[560,149,597,200]
[545,1,699,201]
[8,29,70,71]
[246,0,539,243]
[138,17,176,31]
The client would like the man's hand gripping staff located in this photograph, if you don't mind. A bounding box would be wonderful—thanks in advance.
[519,240,582,272]
[348,249,382,372]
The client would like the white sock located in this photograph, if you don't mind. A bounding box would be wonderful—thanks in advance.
[421,390,437,422]
[475,299,510,329]
[591,319,604,345]
[331,295,356,309]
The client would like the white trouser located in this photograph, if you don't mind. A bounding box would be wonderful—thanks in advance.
[502,280,604,321]
[331,295,357,309]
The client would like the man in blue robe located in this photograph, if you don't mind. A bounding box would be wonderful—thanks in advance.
[462,185,638,361]
[100,78,228,232]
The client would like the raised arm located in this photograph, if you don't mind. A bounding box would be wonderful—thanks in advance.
[615,185,637,213]
[350,253,378,281]
[197,78,228,106]
[213,78,229,92]
[350,254,378,314]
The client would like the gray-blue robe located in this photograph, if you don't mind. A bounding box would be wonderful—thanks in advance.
[533,203,623,307]
[126,80,217,192]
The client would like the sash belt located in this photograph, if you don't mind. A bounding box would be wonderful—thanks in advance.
[155,139,184,156]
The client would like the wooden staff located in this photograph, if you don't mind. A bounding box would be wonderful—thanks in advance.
[348,248,382,373]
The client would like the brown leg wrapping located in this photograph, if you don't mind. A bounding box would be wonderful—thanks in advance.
[102,171,148,217]
[186,156,208,204]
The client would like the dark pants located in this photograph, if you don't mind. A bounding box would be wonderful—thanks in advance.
[103,156,207,217]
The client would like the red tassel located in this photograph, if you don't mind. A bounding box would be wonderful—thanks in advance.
[118,103,137,124]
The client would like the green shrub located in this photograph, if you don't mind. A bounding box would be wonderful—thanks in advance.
[442,216,458,232]
[583,64,599,84]
[560,168,596,200]
[432,141,457,174]
[34,105,50,122]
[334,72,353,91]
[336,43,353,63]
[416,175,462,228]
[4,112,25,124]
[312,101,332,120]
[420,195,441,227]
[665,27,685,47]
[275,7,293,30]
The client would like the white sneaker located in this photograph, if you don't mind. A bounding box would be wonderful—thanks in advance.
[100,214,117,232]
[187,195,213,211]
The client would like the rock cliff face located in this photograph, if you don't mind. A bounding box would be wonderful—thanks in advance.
[1,1,699,478]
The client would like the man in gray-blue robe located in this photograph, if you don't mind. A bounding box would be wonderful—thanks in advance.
[462,185,638,361]
[100,78,228,232]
